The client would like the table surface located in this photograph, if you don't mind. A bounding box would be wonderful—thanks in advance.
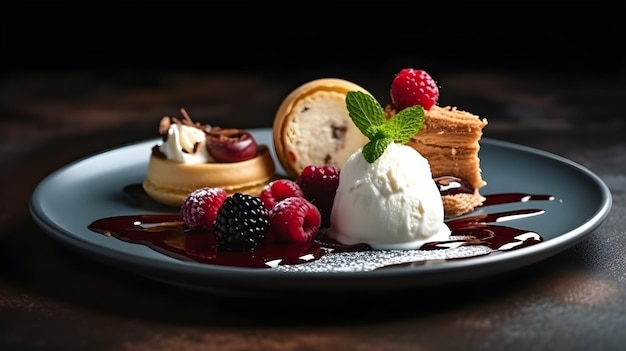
[2,65,624,350]
[2,7,626,349]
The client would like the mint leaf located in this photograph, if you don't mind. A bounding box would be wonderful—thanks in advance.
[383,105,424,144]
[362,138,393,163]
[346,91,386,140]
[345,90,424,163]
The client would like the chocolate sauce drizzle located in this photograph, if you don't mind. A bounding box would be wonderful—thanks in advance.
[88,186,555,272]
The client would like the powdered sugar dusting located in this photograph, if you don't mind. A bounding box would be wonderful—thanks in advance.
[270,245,493,272]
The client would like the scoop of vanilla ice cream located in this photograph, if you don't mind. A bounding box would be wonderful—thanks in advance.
[159,123,214,164]
[329,142,450,250]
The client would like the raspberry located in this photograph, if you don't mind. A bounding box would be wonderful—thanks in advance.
[259,179,305,210]
[180,187,228,230]
[268,197,321,243]
[214,192,270,252]
[390,68,439,110]
[296,165,340,228]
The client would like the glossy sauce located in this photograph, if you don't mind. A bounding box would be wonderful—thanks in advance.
[88,186,555,270]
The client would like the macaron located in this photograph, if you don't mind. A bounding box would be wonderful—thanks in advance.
[272,78,371,179]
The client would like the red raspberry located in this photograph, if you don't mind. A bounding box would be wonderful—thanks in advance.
[268,197,321,243]
[259,179,305,210]
[180,187,228,230]
[296,165,340,228]
[390,68,439,110]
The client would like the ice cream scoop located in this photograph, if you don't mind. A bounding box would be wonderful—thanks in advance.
[329,142,451,250]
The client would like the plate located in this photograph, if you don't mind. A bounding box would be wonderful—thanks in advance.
[30,129,612,297]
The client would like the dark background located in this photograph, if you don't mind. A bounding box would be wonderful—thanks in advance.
[2,5,626,350]
[3,3,624,75]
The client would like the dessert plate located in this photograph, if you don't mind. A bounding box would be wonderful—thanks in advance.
[30,129,612,297]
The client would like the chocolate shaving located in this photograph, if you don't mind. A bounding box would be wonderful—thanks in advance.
[176,108,206,130]
[158,116,171,135]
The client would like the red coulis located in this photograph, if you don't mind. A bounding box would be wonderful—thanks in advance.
[89,186,553,269]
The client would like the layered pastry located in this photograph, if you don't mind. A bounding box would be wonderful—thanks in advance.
[386,104,488,218]
[272,78,371,179]
[143,108,276,207]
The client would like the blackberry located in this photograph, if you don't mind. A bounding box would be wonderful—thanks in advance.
[214,192,270,252]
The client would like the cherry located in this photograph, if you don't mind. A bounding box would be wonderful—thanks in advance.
[206,128,258,162]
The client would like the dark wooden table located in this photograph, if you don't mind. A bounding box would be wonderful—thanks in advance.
[2,5,625,351]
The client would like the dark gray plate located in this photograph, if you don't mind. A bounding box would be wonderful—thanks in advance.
[30,129,612,297]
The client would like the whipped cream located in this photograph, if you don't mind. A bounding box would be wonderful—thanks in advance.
[329,142,450,250]
[159,123,214,164]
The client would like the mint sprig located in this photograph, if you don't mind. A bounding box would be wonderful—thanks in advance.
[346,91,424,163]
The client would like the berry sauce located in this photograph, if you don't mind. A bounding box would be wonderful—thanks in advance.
[88,185,555,271]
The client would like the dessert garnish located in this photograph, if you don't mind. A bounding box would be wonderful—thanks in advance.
[267,196,321,244]
[205,129,258,163]
[180,187,228,230]
[345,90,424,163]
[390,68,439,111]
[156,108,258,164]
[296,165,341,227]
[259,178,305,210]
[214,193,270,252]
